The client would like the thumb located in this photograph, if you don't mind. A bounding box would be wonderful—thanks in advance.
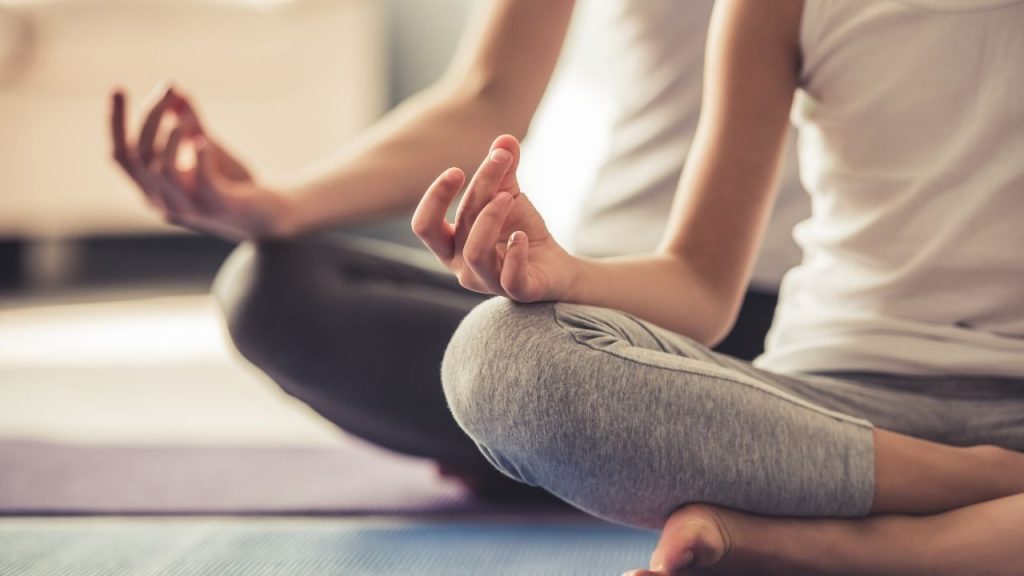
[500,230,532,301]
[193,141,224,209]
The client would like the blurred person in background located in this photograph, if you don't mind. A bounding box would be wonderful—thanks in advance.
[110,0,806,498]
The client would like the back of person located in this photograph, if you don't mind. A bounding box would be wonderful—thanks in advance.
[758,0,1024,377]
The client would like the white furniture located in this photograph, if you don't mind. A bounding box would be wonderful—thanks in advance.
[0,0,387,239]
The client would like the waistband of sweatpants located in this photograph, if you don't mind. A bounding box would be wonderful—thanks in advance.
[813,371,1024,400]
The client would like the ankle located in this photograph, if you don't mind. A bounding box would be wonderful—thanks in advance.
[720,512,865,576]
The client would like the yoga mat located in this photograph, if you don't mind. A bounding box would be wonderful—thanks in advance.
[0,440,570,516]
[0,517,659,576]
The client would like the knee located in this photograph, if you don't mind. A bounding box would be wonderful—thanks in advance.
[441,298,579,483]
[442,300,548,452]
[212,240,313,367]
[442,299,718,528]
[442,298,540,432]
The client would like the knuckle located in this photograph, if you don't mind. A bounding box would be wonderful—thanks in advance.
[501,275,522,294]
[501,282,524,302]
[191,198,212,215]
[410,217,430,238]
[457,275,476,291]
[463,249,486,270]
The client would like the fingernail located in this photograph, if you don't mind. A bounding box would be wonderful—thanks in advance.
[490,148,511,163]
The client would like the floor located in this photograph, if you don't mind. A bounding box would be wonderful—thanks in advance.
[0,277,660,574]
[0,292,345,447]
[0,517,657,576]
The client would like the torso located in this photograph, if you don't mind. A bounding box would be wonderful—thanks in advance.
[756,0,1024,376]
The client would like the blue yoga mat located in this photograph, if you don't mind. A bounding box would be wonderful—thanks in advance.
[0,518,659,576]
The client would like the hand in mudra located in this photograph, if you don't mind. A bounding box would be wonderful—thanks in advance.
[110,84,291,240]
[412,135,578,302]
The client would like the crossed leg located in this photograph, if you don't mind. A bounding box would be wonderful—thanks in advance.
[440,297,1024,575]
[632,435,1024,575]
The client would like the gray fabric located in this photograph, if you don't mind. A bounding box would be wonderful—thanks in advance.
[442,297,1024,530]
[214,235,491,472]
[212,234,778,482]
[0,518,656,576]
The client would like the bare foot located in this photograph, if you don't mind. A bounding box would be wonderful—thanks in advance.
[627,494,1024,575]
[623,504,736,575]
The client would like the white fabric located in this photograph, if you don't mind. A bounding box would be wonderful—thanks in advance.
[570,0,808,291]
[757,0,1024,376]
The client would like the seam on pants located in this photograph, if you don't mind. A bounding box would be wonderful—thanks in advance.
[551,303,873,429]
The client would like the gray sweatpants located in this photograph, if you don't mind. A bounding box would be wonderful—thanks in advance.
[442,297,1024,529]
[215,235,1024,529]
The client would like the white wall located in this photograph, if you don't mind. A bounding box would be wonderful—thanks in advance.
[385,0,473,104]
[0,0,388,238]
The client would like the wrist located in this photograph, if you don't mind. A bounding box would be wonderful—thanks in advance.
[264,181,309,239]
[561,253,594,304]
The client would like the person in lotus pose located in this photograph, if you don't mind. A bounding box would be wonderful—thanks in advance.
[111,0,804,497]
[111,0,1024,573]
[412,0,1024,574]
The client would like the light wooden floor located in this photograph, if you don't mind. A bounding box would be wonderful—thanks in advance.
[0,294,347,447]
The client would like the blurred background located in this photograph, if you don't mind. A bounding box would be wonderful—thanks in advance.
[0,0,614,511]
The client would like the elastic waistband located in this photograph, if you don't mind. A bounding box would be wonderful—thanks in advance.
[816,371,1024,400]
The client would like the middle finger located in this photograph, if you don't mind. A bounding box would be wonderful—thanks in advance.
[453,147,513,250]
[137,85,176,166]
[154,127,194,215]
[462,191,515,294]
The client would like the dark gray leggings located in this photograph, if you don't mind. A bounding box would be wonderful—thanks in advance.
[211,234,779,477]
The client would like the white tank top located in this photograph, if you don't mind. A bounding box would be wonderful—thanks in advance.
[756,0,1024,376]
[570,0,808,291]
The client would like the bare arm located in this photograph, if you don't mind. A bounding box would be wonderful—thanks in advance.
[110,0,575,240]
[568,0,802,343]
[281,0,576,234]
[412,0,802,345]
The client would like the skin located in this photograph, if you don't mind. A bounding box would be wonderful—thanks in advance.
[109,0,577,241]
[414,132,1024,573]
[111,0,1023,572]
[410,0,1024,573]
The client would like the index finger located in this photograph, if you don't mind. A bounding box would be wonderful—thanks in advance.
[110,90,132,167]
[453,147,513,250]
[170,91,205,137]
[412,168,464,263]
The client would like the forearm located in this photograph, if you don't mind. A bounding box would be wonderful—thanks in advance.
[565,252,735,346]
[274,83,523,236]
[559,0,802,345]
